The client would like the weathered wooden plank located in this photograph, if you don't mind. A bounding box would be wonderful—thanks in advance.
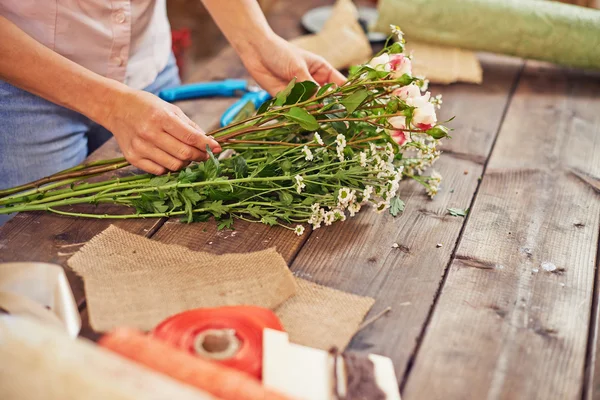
[404,62,600,400]
[151,219,308,263]
[0,140,164,305]
[287,54,524,381]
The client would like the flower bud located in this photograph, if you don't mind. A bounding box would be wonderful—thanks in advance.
[426,125,449,139]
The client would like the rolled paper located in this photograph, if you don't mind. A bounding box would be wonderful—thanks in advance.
[100,327,294,400]
[0,316,216,400]
[374,0,600,70]
[152,306,284,380]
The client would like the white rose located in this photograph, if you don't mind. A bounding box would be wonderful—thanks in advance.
[368,53,391,71]
[393,84,421,101]
[388,116,407,130]
[413,102,437,128]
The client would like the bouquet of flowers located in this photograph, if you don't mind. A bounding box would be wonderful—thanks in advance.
[0,27,450,235]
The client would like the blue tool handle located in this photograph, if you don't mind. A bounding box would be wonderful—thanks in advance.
[158,79,248,102]
[220,90,272,127]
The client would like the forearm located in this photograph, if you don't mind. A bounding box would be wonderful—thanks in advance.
[201,0,275,56]
[0,16,127,124]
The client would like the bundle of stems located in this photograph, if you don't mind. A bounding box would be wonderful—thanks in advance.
[0,30,450,234]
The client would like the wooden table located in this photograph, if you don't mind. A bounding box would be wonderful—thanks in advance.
[1,1,600,399]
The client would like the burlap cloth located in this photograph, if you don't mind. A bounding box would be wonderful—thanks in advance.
[68,225,374,350]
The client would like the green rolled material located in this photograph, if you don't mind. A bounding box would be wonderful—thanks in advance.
[375,0,600,69]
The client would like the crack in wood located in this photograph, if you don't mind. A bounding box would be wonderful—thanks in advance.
[454,254,496,270]
[570,169,600,194]
[440,149,487,165]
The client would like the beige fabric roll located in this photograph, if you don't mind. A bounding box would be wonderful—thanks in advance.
[292,0,372,69]
[0,316,217,400]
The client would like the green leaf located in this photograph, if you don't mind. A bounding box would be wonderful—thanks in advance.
[348,65,368,78]
[217,216,234,230]
[385,99,400,114]
[274,77,296,106]
[285,107,319,131]
[261,215,278,226]
[301,197,316,205]
[366,69,390,80]
[395,73,414,86]
[204,145,221,179]
[316,83,334,97]
[280,159,292,173]
[169,193,183,209]
[151,200,169,213]
[278,191,294,206]
[232,156,249,178]
[387,42,405,54]
[246,204,263,218]
[448,207,469,217]
[231,101,256,124]
[206,200,229,218]
[182,188,202,205]
[389,197,405,217]
[190,213,211,222]
[341,89,369,114]
[149,175,170,186]
[256,98,274,115]
[285,81,318,105]
[178,167,201,183]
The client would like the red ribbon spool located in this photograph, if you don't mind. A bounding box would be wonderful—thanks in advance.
[152,306,284,380]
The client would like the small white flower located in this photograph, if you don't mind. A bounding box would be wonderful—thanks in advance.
[375,199,391,213]
[430,94,443,109]
[348,202,361,217]
[337,148,345,162]
[323,211,335,226]
[333,208,346,222]
[390,24,404,42]
[369,142,378,155]
[417,77,429,92]
[294,225,305,236]
[335,134,346,148]
[359,152,367,167]
[310,203,320,213]
[302,145,313,161]
[426,170,442,198]
[294,175,305,194]
[314,132,324,146]
[337,187,355,207]
[363,185,374,202]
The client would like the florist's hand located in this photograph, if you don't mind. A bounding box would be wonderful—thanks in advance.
[241,34,347,95]
[102,89,222,175]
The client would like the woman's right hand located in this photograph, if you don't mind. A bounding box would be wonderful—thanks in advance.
[101,88,222,175]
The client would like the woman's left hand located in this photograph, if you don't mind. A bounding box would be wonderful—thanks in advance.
[240,33,347,95]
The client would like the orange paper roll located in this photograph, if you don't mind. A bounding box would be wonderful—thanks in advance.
[152,306,284,380]
[99,327,294,400]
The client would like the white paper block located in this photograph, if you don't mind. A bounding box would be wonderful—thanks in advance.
[263,328,401,400]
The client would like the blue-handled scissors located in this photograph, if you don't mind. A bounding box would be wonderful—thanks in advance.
[157,79,271,127]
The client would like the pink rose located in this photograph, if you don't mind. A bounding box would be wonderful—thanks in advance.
[388,116,409,146]
[393,84,421,101]
[389,54,412,78]
[413,102,437,130]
